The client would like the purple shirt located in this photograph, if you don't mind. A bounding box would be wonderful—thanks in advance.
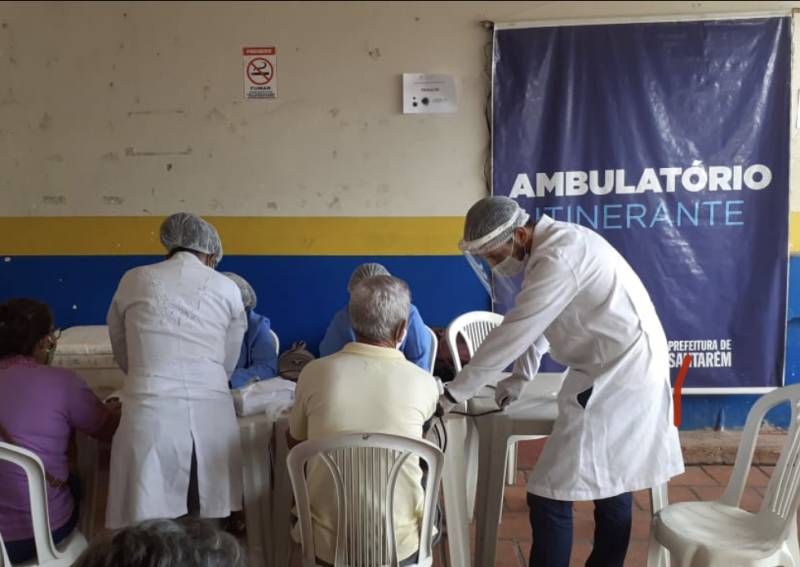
[0,356,111,541]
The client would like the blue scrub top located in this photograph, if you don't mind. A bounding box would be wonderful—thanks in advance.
[319,304,432,371]
[230,310,278,389]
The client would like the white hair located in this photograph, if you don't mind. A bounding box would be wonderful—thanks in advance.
[71,518,246,567]
[348,275,410,342]
[222,272,257,310]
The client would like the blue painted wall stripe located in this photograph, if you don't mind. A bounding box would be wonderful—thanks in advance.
[3,254,799,430]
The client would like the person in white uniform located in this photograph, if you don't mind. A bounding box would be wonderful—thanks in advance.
[105,213,247,529]
[442,197,684,567]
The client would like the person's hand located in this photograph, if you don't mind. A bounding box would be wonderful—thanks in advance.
[495,374,528,409]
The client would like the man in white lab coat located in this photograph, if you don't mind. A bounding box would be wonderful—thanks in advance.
[105,213,247,529]
[442,197,684,567]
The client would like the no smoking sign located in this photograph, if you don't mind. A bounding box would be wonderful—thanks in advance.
[243,47,277,99]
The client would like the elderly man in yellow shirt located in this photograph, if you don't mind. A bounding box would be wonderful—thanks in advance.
[288,275,440,566]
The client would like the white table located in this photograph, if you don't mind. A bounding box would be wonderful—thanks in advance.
[436,415,472,567]
[469,372,563,567]
[238,413,278,567]
[270,418,293,567]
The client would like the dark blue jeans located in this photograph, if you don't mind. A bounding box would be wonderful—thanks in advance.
[527,492,633,567]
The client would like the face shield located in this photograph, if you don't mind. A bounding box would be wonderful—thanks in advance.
[459,208,530,303]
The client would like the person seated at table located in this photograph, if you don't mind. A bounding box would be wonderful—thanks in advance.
[72,517,246,567]
[0,298,120,564]
[319,263,433,371]
[222,272,278,389]
[289,275,440,566]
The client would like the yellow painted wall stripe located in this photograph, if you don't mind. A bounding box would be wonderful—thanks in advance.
[791,212,800,254]
[0,216,465,256]
[2,214,799,255]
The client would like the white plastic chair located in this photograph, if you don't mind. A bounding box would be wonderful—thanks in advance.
[446,311,531,513]
[1,532,10,567]
[445,312,504,374]
[287,433,443,567]
[648,385,800,567]
[270,329,280,355]
[0,442,88,566]
[423,325,437,374]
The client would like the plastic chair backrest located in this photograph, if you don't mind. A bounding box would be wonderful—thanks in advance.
[269,329,280,355]
[0,442,61,564]
[424,325,437,374]
[287,433,443,567]
[1,529,11,567]
[446,311,504,373]
[721,384,800,540]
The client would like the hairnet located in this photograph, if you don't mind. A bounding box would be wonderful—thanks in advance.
[459,197,530,254]
[223,272,257,310]
[347,262,391,293]
[159,213,223,262]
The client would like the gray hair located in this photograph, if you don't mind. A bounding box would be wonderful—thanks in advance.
[347,262,391,293]
[222,272,257,310]
[348,275,410,342]
[160,213,224,263]
[71,518,246,567]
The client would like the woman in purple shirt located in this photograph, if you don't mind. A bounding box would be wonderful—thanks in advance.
[0,299,119,564]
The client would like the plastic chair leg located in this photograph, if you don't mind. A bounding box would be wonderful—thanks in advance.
[473,415,513,567]
[465,419,479,521]
[272,418,292,567]
[239,420,272,567]
[646,526,669,567]
[785,515,800,566]
[75,434,100,539]
[647,485,670,567]
[650,483,668,513]
[441,415,471,567]
[505,442,517,485]
[55,531,89,565]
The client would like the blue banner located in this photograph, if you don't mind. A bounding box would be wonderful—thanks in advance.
[492,18,790,388]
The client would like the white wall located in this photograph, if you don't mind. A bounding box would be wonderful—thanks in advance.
[1,0,797,217]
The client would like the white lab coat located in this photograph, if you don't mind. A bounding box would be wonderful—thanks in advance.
[105,252,247,528]
[449,215,684,501]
